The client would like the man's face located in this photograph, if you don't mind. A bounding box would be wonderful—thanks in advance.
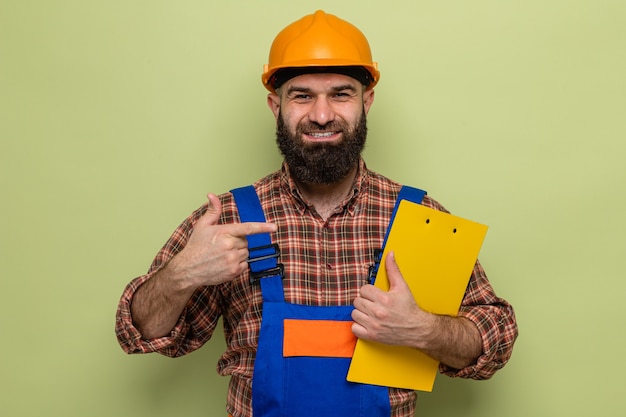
[267,73,375,185]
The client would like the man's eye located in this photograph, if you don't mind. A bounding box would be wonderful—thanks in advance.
[334,92,351,100]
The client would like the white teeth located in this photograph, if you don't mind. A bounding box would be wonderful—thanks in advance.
[310,132,336,138]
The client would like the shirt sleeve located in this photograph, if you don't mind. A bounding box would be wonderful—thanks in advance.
[114,203,224,357]
[421,196,518,379]
[438,259,518,379]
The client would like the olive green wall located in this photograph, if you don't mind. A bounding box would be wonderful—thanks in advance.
[2,1,624,416]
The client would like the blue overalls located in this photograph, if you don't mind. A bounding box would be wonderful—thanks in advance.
[230,185,426,417]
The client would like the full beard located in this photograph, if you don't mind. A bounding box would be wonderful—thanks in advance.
[275,110,368,185]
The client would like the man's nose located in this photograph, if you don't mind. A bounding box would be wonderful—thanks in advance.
[308,97,335,126]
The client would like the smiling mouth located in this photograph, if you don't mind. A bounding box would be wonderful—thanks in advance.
[306,131,340,140]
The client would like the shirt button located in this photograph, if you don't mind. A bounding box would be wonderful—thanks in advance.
[326,263,333,270]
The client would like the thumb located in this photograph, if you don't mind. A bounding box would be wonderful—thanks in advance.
[385,251,409,292]
[203,193,222,225]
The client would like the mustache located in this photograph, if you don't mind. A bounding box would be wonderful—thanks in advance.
[297,120,347,132]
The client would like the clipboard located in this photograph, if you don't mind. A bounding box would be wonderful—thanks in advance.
[347,200,488,392]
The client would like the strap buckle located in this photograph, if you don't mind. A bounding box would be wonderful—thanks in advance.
[248,243,280,263]
[367,249,384,284]
[247,243,284,284]
[249,264,285,284]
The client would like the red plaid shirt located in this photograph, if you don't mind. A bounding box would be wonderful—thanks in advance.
[116,159,518,417]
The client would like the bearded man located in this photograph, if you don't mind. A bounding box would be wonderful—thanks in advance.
[115,10,518,417]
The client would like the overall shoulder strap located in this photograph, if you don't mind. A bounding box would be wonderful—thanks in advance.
[382,185,426,249]
[369,185,427,284]
[230,185,284,302]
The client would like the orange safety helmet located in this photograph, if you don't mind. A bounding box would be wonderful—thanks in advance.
[262,10,380,92]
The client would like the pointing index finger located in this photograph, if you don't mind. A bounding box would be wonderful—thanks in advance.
[229,221,277,237]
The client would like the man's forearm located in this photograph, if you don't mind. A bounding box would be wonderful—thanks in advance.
[130,262,197,339]
[418,314,482,370]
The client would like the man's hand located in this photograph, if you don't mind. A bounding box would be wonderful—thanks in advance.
[167,193,277,289]
[351,251,483,369]
[351,251,433,347]
[131,192,276,339]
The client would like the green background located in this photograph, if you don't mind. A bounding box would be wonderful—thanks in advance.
[2,0,624,416]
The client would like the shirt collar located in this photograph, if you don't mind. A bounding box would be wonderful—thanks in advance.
[280,159,369,217]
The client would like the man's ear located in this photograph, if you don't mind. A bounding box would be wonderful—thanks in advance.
[363,88,375,115]
[267,93,281,120]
